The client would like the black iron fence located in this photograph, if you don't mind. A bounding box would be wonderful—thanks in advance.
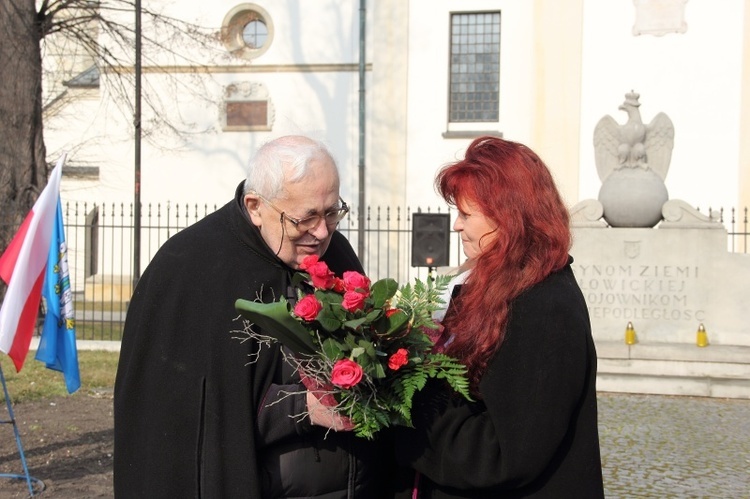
[703,206,749,253]
[1,202,464,342]
[0,202,747,342]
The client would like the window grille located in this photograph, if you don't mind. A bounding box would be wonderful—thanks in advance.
[449,12,501,123]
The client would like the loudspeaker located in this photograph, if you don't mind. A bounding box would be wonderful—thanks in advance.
[411,213,450,267]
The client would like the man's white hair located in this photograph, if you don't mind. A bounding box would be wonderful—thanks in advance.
[243,135,339,199]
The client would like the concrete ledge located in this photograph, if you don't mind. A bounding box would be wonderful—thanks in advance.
[599,358,750,379]
[595,340,750,363]
[597,373,750,399]
[596,340,750,399]
[84,275,133,303]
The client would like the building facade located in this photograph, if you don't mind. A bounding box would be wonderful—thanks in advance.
[43,0,750,241]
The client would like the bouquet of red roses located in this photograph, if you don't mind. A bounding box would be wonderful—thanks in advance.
[235,255,471,439]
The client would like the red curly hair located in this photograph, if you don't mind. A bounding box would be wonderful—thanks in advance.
[438,136,572,395]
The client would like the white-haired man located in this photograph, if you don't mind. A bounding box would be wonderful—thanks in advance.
[114,136,393,498]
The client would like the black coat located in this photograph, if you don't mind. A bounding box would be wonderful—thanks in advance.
[114,183,391,498]
[394,264,604,498]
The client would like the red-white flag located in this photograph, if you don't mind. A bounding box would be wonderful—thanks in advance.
[0,155,66,372]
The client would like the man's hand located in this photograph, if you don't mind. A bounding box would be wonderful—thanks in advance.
[306,391,354,431]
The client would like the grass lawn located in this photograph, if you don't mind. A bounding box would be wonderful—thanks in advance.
[0,349,119,403]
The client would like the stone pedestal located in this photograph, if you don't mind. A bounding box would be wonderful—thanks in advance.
[571,199,749,346]
[570,199,750,398]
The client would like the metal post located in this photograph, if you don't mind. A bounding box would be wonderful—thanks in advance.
[133,0,142,289]
[357,0,366,263]
[0,364,44,495]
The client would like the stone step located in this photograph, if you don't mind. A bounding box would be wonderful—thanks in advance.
[595,340,750,399]
[597,372,750,399]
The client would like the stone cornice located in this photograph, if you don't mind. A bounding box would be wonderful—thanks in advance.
[105,63,373,75]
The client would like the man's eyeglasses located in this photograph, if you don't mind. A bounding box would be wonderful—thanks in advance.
[254,193,350,232]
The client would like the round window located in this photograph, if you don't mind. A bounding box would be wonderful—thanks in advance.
[221,4,274,60]
[242,19,268,49]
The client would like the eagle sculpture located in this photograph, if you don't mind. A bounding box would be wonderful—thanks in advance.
[593,91,675,182]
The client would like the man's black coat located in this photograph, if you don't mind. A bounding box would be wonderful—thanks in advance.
[113,184,371,497]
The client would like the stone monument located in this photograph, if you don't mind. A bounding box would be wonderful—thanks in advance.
[570,92,750,399]
[593,91,673,228]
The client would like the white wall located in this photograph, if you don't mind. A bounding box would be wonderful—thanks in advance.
[49,0,370,209]
[46,0,748,216]
[38,0,749,289]
[401,0,537,211]
[579,0,745,211]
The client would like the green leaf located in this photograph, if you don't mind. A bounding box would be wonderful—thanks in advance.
[291,272,309,288]
[321,337,346,360]
[343,317,368,330]
[317,314,343,333]
[235,298,317,355]
[358,339,377,359]
[370,278,398,308]
[344,333,360,350]
[373,361,387,379]
[386,310,409,334]
[358,355,373,371]
[316,289,343,306]
[365,309,383,322]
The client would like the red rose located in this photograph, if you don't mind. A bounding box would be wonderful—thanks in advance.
[388,348,409,371]
[309,263,336,289]
[300,255,336,289]
[299,255,320,270]
[341,290,367,312]
[330,359,363,389]
[332,277,345,293]
[293,295,322,321]
[342,271,371,295]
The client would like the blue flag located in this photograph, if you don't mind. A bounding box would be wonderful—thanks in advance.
[35,199,81,394]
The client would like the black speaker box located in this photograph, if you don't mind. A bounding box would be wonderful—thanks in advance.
[411,213,450,267]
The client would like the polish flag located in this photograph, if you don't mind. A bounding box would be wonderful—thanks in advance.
[0,155,66,372]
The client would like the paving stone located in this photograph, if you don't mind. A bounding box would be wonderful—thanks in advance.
[598,393,750,498]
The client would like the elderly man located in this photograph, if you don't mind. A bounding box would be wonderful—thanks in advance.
[114,136,392,498]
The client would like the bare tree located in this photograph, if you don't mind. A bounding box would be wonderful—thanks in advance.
[42,0,225,154]
[0,0,47,229]
[0,0,221,271]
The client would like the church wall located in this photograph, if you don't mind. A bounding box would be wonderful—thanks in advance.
[579,0,745,212]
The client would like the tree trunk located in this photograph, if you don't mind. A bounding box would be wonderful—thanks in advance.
[0,0,48,298]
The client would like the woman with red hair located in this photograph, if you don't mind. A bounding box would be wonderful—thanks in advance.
[394,137,604,498]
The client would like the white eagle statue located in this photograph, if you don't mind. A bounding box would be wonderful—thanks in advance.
[593,91,675,182]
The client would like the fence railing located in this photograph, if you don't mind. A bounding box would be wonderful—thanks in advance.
[701,206,749,254]
[0,202,464,341]
[0,202,747,341]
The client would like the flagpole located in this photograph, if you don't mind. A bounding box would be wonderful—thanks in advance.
[0,364,45,495]
[133,0,142,289]
[357,0,366,264]
[0,153,77,493]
